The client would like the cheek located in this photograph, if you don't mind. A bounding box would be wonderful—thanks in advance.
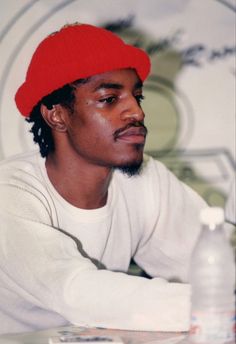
[70,113,114,147]
[91,117,114,145]
[88,110,115,134]
[94,113,112,128]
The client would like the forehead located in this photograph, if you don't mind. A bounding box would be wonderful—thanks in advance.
[75,68,142,92]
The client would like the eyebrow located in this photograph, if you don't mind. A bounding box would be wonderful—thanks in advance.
[94,83,123,92]
[93,80,143,92]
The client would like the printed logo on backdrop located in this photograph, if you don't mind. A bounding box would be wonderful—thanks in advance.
[0,0,235,206]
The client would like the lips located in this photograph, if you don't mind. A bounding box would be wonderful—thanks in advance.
[114,125,147,144]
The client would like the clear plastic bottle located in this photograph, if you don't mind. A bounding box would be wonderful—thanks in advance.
[189,207,235,344]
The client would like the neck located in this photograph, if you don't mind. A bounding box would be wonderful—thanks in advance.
[45,151,112,209]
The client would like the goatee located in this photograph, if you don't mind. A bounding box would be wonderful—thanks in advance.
[115,161,143,177]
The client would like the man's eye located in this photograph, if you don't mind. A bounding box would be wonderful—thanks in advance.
[99,96,116,104]
[135,94,145,105]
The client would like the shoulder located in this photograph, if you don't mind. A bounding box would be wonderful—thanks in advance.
[113,154,176,188]
[111,154,177,210]
[0,150,53,222]
[113,153,205,208]
[0,150,44,184]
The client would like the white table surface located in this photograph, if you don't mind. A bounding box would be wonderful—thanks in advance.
[0,325,189,344]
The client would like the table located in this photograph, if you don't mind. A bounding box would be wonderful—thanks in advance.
[0,326,189,344]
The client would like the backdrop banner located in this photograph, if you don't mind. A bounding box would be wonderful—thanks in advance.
[0,0,235,205]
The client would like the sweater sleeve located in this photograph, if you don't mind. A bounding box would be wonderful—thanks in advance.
[132,158,207,283]
[0,182,191,332]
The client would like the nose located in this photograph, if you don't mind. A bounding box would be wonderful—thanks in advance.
[120,95,145,122]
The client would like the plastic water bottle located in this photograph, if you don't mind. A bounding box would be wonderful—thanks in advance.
[189,207,235,343]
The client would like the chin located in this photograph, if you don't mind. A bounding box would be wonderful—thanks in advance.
[111,144,144,176]
[115,153,144,177]
[115,162,143,177]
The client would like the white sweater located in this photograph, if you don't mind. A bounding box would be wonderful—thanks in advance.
[0,151,206,334]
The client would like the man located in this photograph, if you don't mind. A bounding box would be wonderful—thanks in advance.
[0,23,206,334]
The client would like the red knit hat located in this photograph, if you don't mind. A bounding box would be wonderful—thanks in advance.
[15,23,151,117]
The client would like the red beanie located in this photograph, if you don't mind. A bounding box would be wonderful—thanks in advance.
[15,23,151,117]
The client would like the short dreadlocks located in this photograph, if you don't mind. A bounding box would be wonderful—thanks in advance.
[26,79,88,157]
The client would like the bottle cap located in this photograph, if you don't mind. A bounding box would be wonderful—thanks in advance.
[200,207,224,228]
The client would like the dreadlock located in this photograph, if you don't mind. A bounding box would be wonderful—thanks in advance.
[26,79,88,157]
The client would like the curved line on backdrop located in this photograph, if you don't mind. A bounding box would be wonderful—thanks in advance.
[144,82,180,151]
[146,75,195,154]
[0,0,77,159]
[215,0,236,12]
[0,0,39,43]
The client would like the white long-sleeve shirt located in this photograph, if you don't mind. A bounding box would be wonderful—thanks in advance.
[0,151,206,334]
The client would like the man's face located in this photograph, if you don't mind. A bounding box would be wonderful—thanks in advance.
[63,68,147,174]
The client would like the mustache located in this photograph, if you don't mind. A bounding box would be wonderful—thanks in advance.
[113,121,148,140]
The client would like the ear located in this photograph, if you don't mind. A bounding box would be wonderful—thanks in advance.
[40,104,68,132]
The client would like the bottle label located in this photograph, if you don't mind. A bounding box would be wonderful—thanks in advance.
[189,310,235,343]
